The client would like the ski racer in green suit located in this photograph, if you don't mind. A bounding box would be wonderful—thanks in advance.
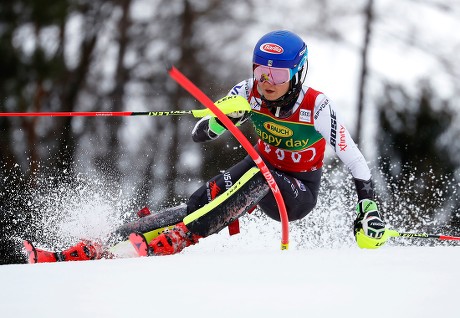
[24,30,388,263]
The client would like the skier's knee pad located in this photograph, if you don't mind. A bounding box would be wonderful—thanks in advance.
[184,167,269,237]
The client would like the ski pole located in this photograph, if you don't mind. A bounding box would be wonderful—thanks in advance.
[0,104,246,118]
[387,229,460,241]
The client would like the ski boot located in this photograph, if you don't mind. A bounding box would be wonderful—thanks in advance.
[59,240,104,261]
[23,239,105,264]
[129,222,201,256]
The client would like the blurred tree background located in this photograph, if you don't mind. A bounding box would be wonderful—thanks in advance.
[1,0,459,264]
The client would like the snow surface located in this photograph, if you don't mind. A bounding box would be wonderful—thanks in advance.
[3,165,459,318]
[1,244,459,317]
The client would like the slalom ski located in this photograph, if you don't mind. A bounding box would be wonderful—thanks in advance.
[23,239,106,264]
[108,225,171,256]
[23,240,59,264]
[23,225,170,264]
[22,206,175,264]
[129,233,151,257]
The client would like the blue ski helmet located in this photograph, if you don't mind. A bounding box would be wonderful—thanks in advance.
[252,31,308,117]
[253,30,308,70]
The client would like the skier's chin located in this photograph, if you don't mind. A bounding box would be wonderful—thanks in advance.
[262,92,280,101]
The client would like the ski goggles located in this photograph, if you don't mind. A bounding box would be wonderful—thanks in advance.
[253,65,294,85]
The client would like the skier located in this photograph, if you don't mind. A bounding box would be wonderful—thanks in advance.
[24,30,388,263]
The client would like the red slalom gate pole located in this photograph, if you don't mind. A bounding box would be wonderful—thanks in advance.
[168,66,289,250]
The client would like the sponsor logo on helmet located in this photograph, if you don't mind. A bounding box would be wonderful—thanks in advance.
[263,122,293,137]
[299,47,307,56]
[260,43,284,54]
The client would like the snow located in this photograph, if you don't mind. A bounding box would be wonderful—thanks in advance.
[4,165,458,317]
[1,245,459,317]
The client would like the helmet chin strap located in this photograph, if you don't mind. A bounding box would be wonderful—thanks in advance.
[275,106,281,117]
[261,82,301,118]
